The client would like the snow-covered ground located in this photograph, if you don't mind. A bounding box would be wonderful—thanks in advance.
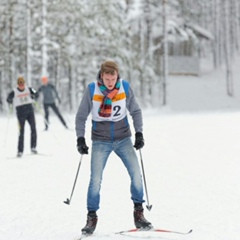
[1,57,240,240]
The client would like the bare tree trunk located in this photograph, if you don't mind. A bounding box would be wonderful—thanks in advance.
[139,19,145,103]
[26,0,32,85]
[42,0,48,77]
[70,25,79,112]
[145,0,156,106]
[223,0,233,96]
[235,0,240,51]
[6,2,14,87]
[212,0,220,68]
[232,0,240,52]
[162,0,168,106]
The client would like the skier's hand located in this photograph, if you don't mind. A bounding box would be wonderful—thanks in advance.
[133,132,144,150]
[8,104,13,114]
[7,99,13,104]
[77,137,89,154]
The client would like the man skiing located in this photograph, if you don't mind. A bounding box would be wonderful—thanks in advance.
[75,60,152,235]
[37,76,68,130]
[6,76,38,157]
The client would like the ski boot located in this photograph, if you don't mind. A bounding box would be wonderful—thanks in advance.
[81,212,98,235]
[31,148,38,154]
[17,152,23,158]
[134,204,152,229]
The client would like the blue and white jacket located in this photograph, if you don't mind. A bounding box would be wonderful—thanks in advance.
[75,78,143,141]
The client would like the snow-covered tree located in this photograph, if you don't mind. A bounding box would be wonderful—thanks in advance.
[1,0,240,112]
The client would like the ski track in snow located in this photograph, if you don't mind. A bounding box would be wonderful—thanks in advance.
[1,111,240,240]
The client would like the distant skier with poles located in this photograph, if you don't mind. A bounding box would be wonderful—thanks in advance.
[37,76,68,130]
[6,76,38,157]
[75,60,152,235]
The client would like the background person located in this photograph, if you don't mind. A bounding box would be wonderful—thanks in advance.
[37,76,68,130]
[6,76,38,157]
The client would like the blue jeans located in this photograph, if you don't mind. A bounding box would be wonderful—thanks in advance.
[87,137,144,211]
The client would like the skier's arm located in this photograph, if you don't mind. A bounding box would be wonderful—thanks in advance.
[37,86,42,95]
[126,87,144,149]
[6,91,14,104]
[51,85,61,103]
[29,87,39,100]
[126,86,143,133]
[75,87,92,138]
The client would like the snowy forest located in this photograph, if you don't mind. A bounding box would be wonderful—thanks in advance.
[0,0,240,112]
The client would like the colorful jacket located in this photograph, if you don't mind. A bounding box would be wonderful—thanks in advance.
[75,78,143,141]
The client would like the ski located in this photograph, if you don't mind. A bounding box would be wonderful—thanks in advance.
[116,227,193,235]
[76,227,192,239]
[26,152,52,157]
[7,152,51,159]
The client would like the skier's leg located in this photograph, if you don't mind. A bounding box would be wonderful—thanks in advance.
[81,141,112,235]
[114,137,144,203]
[87,140,112,211]
[51,103,67,127]
[115,137,152,229]
[43,104,49,130]
[17,116,25,154]
[27,107,37,150]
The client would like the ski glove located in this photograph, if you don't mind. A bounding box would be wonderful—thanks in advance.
[77,137,89,154]
[134,132,144,150]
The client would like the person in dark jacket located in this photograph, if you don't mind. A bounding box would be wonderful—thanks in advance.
[37,76,68,130]
[6,76,38,157]
[75,60,152,235]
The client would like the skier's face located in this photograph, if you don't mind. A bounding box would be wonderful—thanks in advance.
[42,76,48,85]
[18,83,25,90]
[101,71,118,90]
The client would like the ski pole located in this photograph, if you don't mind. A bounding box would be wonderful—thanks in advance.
[33,101,47,126]
[64,154,83,205]
[3,104,13,148]
[139,149,152,211]
[34,101,48,125]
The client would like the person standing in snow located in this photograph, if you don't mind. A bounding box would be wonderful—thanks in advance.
[75,60,152,235]
[6,76,38,157]
[37,76,68,130]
